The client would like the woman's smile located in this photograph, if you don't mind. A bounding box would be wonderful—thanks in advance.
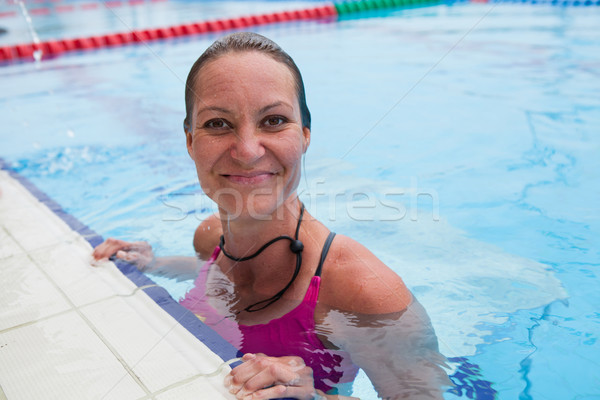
[222,170,277,185]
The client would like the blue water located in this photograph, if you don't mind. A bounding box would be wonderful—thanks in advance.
[1,1,599,398]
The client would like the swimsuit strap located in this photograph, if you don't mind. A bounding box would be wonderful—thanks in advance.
[314,232,336,278]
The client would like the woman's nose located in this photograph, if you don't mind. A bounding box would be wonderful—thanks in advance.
[230,126,265,165]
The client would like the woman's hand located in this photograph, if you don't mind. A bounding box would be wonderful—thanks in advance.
[224,353,322,400]
[92,238,154,271]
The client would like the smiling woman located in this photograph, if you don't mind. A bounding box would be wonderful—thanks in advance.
[93,32,450,399]
[186,49,308,220]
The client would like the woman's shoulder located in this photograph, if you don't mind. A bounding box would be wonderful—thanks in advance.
[319,234,412,314]
[193,213,223,260]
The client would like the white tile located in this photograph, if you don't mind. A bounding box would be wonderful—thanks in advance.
[0,171,38,211]
[0,173,78,252]
[0,253,72,331]
[81,289,234,394]
[0,172,235,399]
[0,204,78,253]
[28,237,140,307]
[156,373,235,400]
[0,227,24,259]
[133,326,235,397]
[0,311,147,400]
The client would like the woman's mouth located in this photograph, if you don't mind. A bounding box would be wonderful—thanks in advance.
[222,171,276,185]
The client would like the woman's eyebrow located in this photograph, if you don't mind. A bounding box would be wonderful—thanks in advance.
[196,102,293,120]
[196,106,231,118]
[259,101,293,114]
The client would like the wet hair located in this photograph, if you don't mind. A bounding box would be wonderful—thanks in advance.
[183,32,311,132]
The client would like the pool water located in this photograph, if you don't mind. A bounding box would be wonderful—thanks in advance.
[2,1,599,398]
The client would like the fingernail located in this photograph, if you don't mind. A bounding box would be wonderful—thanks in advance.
[287,376,300,386]
[228,384,241,394]
[240,391,252,400]
[288,359,297,366]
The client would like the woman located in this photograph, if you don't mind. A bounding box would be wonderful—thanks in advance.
[93,32,449,399]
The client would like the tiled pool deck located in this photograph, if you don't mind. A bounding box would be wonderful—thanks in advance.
[0,169,237,399]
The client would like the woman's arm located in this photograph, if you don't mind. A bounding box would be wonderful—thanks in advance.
[318,235,451,399]
[224,353,359,400]
[92,238,200,279]
[320,303,451,400]
[92,213,222,279]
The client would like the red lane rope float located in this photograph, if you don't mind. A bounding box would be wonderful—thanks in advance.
[0,4,337,63]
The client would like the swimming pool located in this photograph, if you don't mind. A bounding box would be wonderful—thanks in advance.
[2,0,599,398]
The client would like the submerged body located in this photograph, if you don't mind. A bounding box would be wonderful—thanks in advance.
[181,241,360,394]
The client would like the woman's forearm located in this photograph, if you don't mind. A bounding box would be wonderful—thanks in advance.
[143,256,202,280]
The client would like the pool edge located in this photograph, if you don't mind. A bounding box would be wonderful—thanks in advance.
[0,156,240,365]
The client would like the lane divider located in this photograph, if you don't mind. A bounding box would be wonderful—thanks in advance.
[0,4,338,62]
[4,0,595,63]
[335,0,443,13]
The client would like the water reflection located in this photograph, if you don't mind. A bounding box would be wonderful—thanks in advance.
[318,300,452,398]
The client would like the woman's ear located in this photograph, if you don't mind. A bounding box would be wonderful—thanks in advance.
[186,132,193,157]
[302,127,311,153]
[184,120,194,157]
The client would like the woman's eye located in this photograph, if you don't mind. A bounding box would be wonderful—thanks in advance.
[263,116,286,128]
[204,119,230,130]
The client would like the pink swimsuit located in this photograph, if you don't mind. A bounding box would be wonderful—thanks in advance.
[179,234,359,393]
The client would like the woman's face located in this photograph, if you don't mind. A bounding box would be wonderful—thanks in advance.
[186,51,310,219]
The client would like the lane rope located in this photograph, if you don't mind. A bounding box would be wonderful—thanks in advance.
[2,0,597,63]
[0,4,338,62]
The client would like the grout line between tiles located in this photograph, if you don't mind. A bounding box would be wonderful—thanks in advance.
[0,227,83,261]
[3,215,154,398]
[2,171,240,399]
[0,283,160,335]
[146,357,242,398]
[31,256,155,398]
[0,307,74,335]
[0,225,23,259]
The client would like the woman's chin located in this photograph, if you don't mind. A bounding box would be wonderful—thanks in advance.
[217,199,286,221]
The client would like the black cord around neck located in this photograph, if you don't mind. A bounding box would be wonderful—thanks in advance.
[219,203,305,313]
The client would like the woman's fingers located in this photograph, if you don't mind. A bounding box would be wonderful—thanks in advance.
[225,354,316,400]
[115,250,135,261]
[128,241,153,254]
[92,238,132,260]
[115,249,154,271]
[237,384,287,400]
[233,365,298,398]
[92,239,153,270]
